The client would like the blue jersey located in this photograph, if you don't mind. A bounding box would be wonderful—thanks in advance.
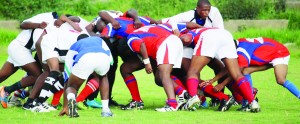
[101,16,151,39]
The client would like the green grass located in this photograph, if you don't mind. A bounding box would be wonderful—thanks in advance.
[0,44,299,123]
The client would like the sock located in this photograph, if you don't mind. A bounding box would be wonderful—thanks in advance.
[51,89,64,106]
[102,100,109,112]
[174,85,184,96]
[171,75,186,89]
[167,99,178,109]
[202,85,229,101]
[4,81,22,94]
[244,74,253,87]
[14,89,22,96]
[20,90,29,99]
[86,89,99,101]
[76,79,99,102]
[67,93,76,100]
[283,80,300,99]
[38,71,63,104]
[236,77,254,104]
[244,74,254,95]
[187,78,199,96]
[124,75,141,101]
[232,91,243,104]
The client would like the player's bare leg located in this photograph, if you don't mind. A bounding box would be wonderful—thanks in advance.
[274,64,300,99]
[222,58,260,112]
[120,56,144,110]
[185,56,211,110]
[155,64,178,112]
[66,73,85,118]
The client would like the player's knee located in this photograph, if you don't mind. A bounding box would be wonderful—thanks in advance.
[154,79,163,87]
[276,78,286,85]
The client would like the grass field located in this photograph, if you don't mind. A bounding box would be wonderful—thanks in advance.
[0,44,299,124]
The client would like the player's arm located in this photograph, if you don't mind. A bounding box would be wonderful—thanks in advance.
[60,15,83,32]
[145,16,159,25]
[59,83,69,116]
[124,9,143,28]
[199,68,228,87]
[20,21,47,29]
[98,10,120,29]
[128,37,152,74]
[68,16,81,23]
[186,22,203,29]
[242,64,272,75]
[139,42,152,74]
[214,76,232,92]
[168,11,193,36]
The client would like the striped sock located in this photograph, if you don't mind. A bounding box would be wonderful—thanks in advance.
[167,99,177,109]
[236,77,254,104]
[76,79,99,102]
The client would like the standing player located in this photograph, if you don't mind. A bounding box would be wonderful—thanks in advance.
[160,0,226,106]
[127,25,184,112]
[59,35,113,117]
[181,28,260,113]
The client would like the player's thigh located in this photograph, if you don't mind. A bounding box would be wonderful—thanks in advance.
[274,64,288,85]
[8,41,36,67]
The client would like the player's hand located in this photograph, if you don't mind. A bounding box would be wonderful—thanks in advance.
[39,22,48,29]
[173,29,180,37]
[133,19,143,29]
[111,20,121,29]
[199,80,210,87]
[150,20,159,25]
[213,84,225,92]
[145,64,152,74]
[59,15,68,22]
[59,107,69,116]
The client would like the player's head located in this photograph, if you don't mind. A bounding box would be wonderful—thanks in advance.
[77,34,89,41]
[196,0,211,19]
[180,33,194,46]
[95,19,106,32]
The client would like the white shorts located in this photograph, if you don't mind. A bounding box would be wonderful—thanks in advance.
[7,40,35,67]
[41,28,79,63]
[156,35,183,68]
[193,29,237,60]
[183,46,193,59]
[271,55,290,66]
[71,53,111,80]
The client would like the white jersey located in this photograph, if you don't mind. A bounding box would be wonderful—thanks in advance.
[15,12,57,50]
[162,6,224,30]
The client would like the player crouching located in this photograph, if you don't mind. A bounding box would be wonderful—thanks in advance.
[59,35,114,117]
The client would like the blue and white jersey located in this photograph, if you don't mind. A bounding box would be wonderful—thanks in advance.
[63,36,113,82]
